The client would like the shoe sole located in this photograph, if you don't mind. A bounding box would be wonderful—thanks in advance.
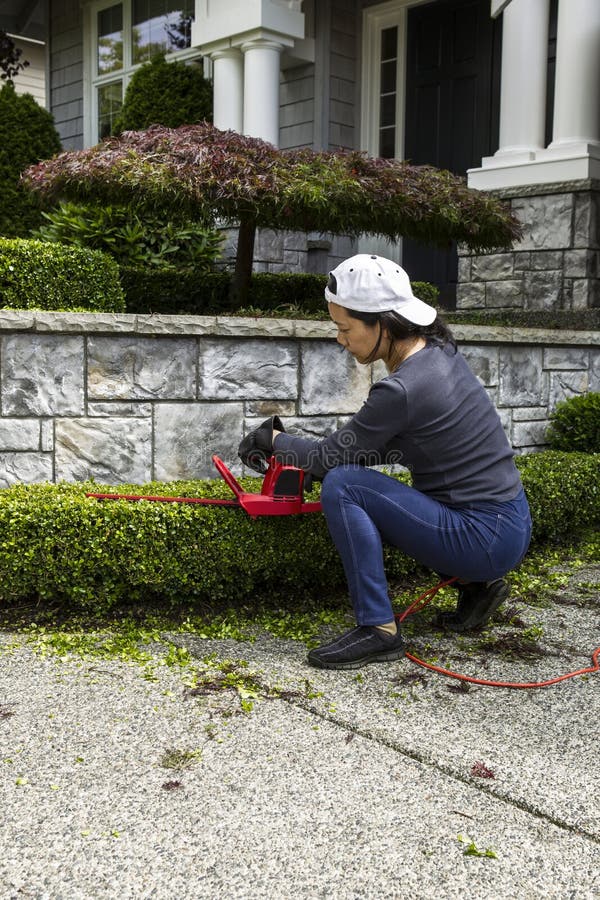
[437,583,510,633]
[307,646,406,670]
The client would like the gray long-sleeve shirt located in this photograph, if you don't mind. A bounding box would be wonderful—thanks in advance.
[273,341,522,506]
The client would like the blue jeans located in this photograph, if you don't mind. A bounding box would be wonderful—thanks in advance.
[320,465,532,626]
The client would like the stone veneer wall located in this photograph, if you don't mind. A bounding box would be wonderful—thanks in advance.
[0,310,598,488]
[458,180,600,311]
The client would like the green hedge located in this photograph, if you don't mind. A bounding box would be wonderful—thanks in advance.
[0,238,125,312]
[0,451,597,611]
[546,392,600,453]
[120,267,440,316]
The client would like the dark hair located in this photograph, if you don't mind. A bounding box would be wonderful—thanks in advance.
[346,308,456,363]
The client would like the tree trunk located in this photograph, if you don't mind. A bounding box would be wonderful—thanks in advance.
[229,215,256,309]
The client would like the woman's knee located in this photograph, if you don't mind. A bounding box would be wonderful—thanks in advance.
[320,465,357,509]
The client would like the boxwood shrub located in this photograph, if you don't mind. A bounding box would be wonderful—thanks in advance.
[120,267,440,317]
[545,392,600,453]
[0,238,125,312]
[0,451,597,612]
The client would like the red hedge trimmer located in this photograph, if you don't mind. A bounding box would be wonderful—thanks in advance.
[86,455,322,517]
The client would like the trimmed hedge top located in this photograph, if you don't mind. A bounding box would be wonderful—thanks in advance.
[0,451,597,612]
[0,238,126,312]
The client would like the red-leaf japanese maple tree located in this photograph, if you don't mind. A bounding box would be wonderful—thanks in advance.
[24,123,521,306]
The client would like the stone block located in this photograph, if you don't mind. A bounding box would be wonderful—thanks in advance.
[543,348,589,370]
[589,350,600,391]
[460,346,499,387]
[254,228,284,263]
[87,402,153,417]
[472,253,514,281]
[274,416,337,439]
[549,371,589,408]
[154,402,244,481]
[512,406,549,422]
[512,194,573,251]
[55,417,152,484]
[564,250,599,279]
[528,251,563,271]
[571,278,600,309]
[456,282,485,309]
[1,334,84,416]
[214,317,295,338]
[513,252,531,271]
[523,271,563,310]
[511,419,550,449]
[485,280,523,308]
[87,336,197,401]
[41,420,53,452]
[458,256,471,282]
[0,419,39,451]
[499,348,548,406]
[199,338,298,400]
[245,400,297,418]
[573,191,600,249]
[0,453,53,488]
[299,342,371,415]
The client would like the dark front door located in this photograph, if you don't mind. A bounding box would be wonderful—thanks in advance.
[403,0,501,308]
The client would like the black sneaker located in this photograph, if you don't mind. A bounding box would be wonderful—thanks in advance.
[307,625,406,670]
[434,578,509,632]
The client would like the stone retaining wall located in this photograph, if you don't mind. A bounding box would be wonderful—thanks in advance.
[458,180,600,311]
[0,310,598,488]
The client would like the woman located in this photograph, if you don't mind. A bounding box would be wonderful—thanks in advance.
[238,254,532,670]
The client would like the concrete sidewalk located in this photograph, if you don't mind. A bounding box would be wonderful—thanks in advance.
[1,570,599,899]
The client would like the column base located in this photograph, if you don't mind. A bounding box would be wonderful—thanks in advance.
[469,144,600,190]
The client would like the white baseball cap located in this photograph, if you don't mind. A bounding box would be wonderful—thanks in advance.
[324,254,437,326]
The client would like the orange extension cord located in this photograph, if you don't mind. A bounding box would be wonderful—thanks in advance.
[395,578,600,689]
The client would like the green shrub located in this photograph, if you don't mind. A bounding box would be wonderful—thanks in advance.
[0,83,61,237]
[112,54,212,133]
[32,200,223,270]
[516,451,600,540]
[545,392,600,453]
[0,477,414,611]
[120,268,441,317]
[0,451,597,611]
[0,238,125,312]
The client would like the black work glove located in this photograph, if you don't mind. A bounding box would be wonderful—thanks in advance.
[238,416,284,474]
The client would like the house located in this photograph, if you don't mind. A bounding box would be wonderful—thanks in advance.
[0,1,47,107]
[2,0,599,310]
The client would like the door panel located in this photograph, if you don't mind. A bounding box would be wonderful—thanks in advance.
[403,0,501,308]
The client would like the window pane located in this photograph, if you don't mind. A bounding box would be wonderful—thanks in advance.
[132,0,195,65]
[379,127,396,159]
[380,59,397,95]
[98,81,123,139]
[379,93,396,129]
[381,26,398,62]
[98,4,123,74]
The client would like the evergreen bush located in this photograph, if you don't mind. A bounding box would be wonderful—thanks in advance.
[0,238,125,312]
[120,268,440,317]
[32,200,223,270]
[112,54,212,133]
[0,451,596,611]
[0,83,61,237]
[545,392,600,452]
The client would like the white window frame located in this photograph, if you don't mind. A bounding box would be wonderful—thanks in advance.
[358,0,436,260]
[360,0,434,159]
[83,0,203,147]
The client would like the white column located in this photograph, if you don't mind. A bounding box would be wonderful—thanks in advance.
[494,0,550,160]
[548,0,600,150]
[241,39,283,146]
[211,49,244,133]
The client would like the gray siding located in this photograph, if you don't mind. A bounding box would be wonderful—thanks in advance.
[279,64,315,150]
[49,0,84,149]
[328,0,359,150]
